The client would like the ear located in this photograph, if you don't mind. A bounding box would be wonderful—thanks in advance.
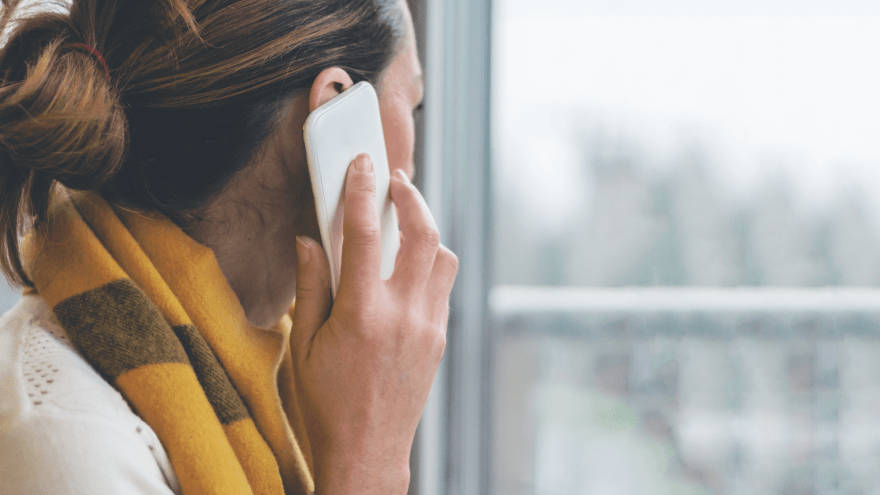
[309,67,355,112]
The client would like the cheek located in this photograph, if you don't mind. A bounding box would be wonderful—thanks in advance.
[380,99,416,179]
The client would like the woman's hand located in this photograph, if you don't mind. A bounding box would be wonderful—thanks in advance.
[290,153,457,495]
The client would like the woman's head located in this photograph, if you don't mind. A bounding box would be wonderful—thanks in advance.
[0,0,411,286]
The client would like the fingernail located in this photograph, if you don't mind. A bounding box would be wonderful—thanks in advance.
[296,236,311,265]
[354,154,373,173]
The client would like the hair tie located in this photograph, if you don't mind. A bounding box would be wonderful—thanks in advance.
[70,43,111,82]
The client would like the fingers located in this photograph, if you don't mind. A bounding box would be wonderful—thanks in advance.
[338,154,382,302]
[290,236,332,360]
[389,169,441,293]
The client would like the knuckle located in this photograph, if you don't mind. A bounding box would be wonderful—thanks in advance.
[413,224,441,252]
[347,222,382,246]
[398,307,421,330]
[437,245,459,274]
[337,303,378,337]
[351,172,377,195]
[433,320,447,344]
[296,279,321,297]
[399,308,428,336]
[432,329,447,360]
[414,308,445,336]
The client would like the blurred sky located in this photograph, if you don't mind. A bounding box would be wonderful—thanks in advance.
[494,0,880,235]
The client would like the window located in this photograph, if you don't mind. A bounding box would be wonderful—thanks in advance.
[0,282,19,313]
[484,1,880,494]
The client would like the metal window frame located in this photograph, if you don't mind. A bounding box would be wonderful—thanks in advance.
[409,0,494,493]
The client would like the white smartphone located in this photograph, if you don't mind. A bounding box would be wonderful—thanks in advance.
[303,81,400,298]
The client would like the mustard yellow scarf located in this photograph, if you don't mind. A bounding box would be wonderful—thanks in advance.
[24,191,314,495]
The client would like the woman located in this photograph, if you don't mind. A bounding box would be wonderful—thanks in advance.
[0,0,457,493]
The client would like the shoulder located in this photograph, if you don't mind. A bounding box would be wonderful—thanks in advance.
[0,294,181,495]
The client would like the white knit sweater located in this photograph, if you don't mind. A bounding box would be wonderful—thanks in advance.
[0,294,181,494]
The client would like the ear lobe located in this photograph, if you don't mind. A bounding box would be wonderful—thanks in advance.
[309,68,355,112]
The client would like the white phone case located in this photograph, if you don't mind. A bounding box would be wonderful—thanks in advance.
[303,81,400,298]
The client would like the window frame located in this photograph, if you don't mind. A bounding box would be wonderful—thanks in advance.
[408,0,494,494]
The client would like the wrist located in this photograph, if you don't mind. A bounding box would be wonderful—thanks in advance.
[314,447,411,495]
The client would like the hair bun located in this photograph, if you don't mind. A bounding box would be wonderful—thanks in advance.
[0,35,128,286]
[0,39,127,190]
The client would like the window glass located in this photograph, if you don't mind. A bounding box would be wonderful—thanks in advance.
[493,0,880,287]
[491,2,880,494]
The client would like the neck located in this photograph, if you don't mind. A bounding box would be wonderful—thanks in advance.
[186,92,315,328]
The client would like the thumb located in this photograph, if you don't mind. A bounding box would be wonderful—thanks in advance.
[290,236,332,360]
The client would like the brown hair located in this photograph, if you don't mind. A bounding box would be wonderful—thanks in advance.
[0,0,406,286]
